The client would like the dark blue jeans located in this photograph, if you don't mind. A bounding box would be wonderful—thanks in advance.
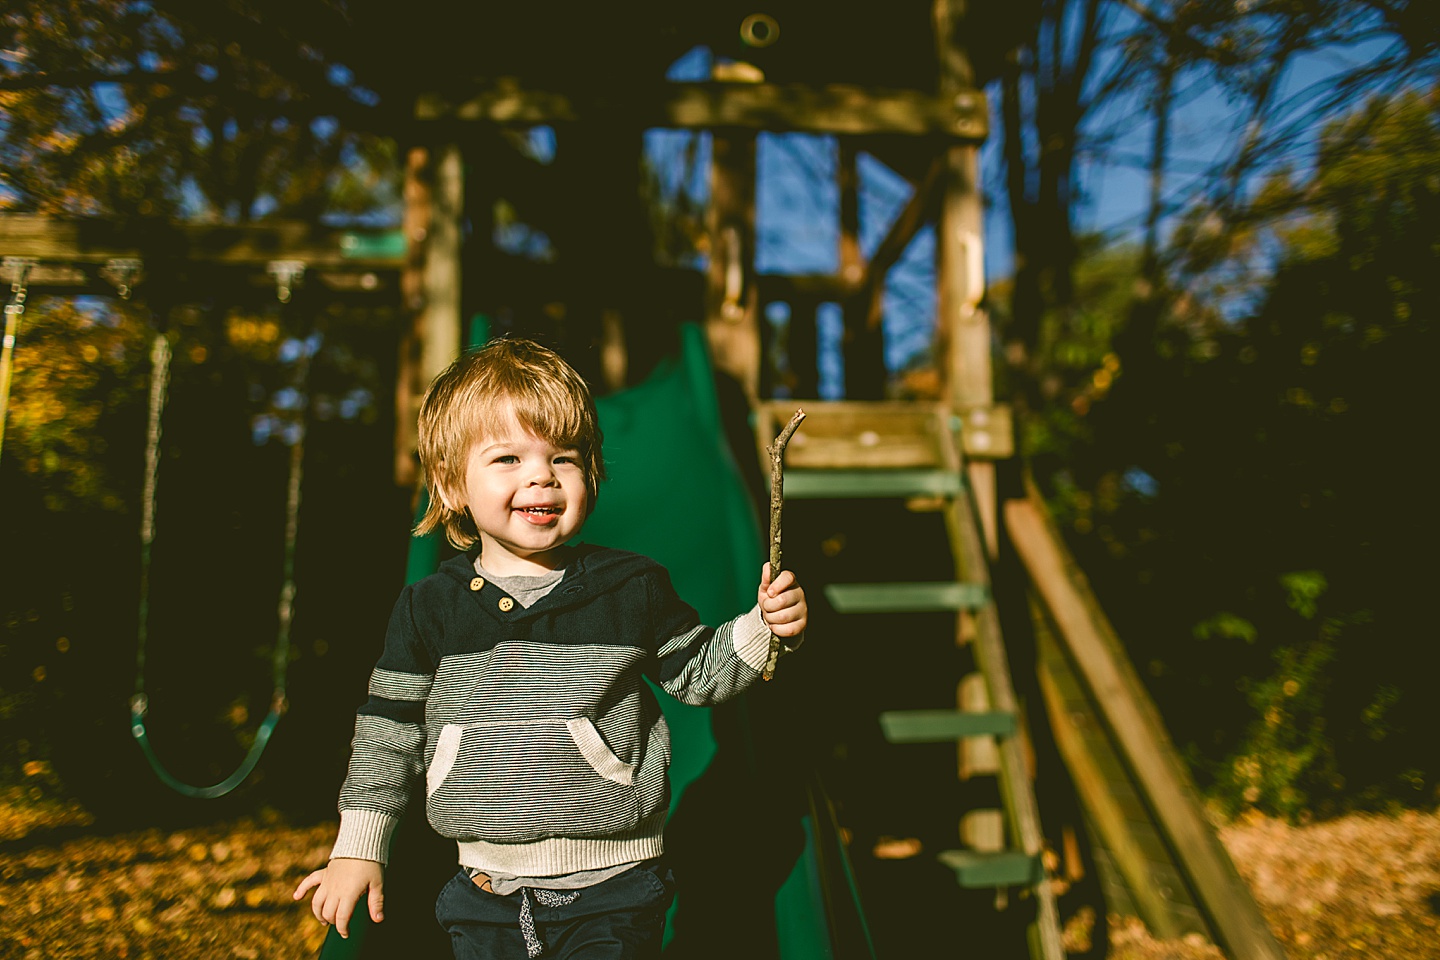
[435,860,675,960]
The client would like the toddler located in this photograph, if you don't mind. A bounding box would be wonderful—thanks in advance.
[294,338,807,959]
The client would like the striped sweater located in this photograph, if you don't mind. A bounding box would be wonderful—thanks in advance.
[330,545,772,878]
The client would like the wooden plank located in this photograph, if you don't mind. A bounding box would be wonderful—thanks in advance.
[861,156,945,330]
[1005,492,1287,960]
[825,581,988,613]
[0,215,405,270]
[956,403,1014,459]
[417,81,988,140]
[755,273,858,301]
[756,400,947,470]
[755,394,1008,465]
[785,435,938,470]
[1033,603,1199,940]
[879,709,1017,742]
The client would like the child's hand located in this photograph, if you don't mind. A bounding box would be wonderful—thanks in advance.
[759,562,807,638]
[292,857,385,939]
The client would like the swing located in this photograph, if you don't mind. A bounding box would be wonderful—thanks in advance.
[128,261,310,799]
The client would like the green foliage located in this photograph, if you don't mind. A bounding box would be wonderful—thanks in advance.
[1029,85,1440,817]
[1220,575,1339,821]
[0,1,401,220]
[5,298,151,512]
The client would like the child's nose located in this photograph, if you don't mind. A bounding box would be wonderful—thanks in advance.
[527,463,559,485]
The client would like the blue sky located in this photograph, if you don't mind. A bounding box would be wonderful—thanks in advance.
[642,28,1414,385]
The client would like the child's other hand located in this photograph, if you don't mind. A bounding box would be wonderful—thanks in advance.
[759,562,807,638]
[292,857,384,939]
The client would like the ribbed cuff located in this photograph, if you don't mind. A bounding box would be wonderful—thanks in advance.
[330,808,399,865]
[731,605,772,672]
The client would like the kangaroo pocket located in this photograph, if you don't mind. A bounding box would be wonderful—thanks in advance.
[425,717,642,842]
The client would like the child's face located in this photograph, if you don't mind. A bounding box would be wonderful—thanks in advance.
[449,407,590,575]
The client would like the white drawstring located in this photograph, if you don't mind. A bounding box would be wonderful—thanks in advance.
[518,887,580,958]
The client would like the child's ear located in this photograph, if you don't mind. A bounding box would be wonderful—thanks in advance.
[434,480,459,514]
[431,460,456,512]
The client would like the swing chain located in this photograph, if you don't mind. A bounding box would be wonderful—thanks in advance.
[130,272,311,799]
[1,259,37,462]
[3,257,34,326]
[139,332,172,547]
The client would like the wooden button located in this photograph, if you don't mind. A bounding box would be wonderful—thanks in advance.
[498,597,515,612]
[469,577,485,591]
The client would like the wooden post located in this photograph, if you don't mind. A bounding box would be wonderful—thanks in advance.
[933,0,999,559]
[705,133,760,403]
[932,0,992,412]
[838,141,885,399]
[788,295,819,399]
[937,146,990,412]
[426,144,465,383]
[839,141,863,291]
[395,143,464,488]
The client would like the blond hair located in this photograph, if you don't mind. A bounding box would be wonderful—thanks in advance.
[414,338,605,549]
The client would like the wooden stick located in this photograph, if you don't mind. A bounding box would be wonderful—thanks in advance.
[763,408,806,680]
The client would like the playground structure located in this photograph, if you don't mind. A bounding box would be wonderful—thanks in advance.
[0,4,1291,958]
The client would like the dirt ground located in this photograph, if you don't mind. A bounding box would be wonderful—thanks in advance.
[0,782,1436,959]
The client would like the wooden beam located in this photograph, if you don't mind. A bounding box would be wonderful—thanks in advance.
[862,155,945,329]
[1031,596,1204,940]
[943,481,1064,960]
[1005,491,1288,960]
[704,133,759,402]
[417,81,987,140]
[755,273,856,301]
[0,215,405,270]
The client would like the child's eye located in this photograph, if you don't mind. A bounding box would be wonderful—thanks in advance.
[554,455,579,466]
[494,454,519,464]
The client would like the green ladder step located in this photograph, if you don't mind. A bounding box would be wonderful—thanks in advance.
[825,581,989,613]
[782,469,963,499]
[879,709,1016,742]
[937,849,1043,888]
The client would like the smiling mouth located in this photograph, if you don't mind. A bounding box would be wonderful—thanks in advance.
[517,506,562,516]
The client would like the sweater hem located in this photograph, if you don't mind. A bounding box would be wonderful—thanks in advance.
[453,814,667,876]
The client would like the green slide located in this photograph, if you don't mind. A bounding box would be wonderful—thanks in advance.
[320,324,871,959]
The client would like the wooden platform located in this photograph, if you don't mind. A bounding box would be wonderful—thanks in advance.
[756,400,1012,470]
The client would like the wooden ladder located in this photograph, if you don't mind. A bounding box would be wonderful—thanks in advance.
[757,400,1064,960]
